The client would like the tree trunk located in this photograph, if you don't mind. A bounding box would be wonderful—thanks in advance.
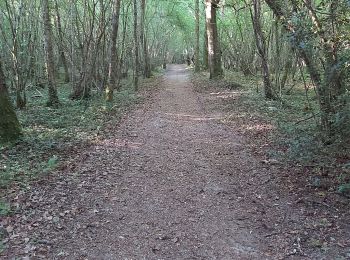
[205,0,223,79]
[3,0,27,109]
[250,0,275,99]
[280,51,295,90]
[54,0,70,83]
[117,1,131,85]
[69,1,98,100]
[133,0,139,91]
[0,57,21,143]
[203,21,209,70]
[141,0,151,78]
[42,0,59,106]
[106,0,121,102]
[264,0,333,138]
[194,0,200,72]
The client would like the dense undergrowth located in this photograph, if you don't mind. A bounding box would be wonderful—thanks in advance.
[192,70,350,194]
[0,81,139,192]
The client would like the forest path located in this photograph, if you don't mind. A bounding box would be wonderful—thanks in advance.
[5,65,273,259]
[50,64,268,259]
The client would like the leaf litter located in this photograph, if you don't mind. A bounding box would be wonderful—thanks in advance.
[1,65,349,259]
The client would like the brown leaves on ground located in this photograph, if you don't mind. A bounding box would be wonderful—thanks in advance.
[1,66,349,259]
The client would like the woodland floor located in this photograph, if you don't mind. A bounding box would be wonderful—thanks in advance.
[1,65,350,259]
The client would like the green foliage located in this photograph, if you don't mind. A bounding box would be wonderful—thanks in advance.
[338,183,350,194]
[209,70,349,166]
[45,155,59,172]
[338,163,350,194]
[333,92,350,139]
[0,82,139,189]
[0,165,16,189]
[0,201,11,216]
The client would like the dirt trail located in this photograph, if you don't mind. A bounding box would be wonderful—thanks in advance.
[5,65,275,259]
[56,64,269,259]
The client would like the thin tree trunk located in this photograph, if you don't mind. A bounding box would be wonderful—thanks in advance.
[69,1,97,100]
[205,0,223,79]
[54,0,70,83]
[249,0,274,99]
[141,0,151,78]
[264,0,333,137]
[203,21,209,70]
[133,0,139,90]
[118,1,131,82]
[106,0,121,102]
[194,0,200,72]
[3,0,26,109]
[43,0,59,106]
[0,57,22,143]
[280,50,295,90]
